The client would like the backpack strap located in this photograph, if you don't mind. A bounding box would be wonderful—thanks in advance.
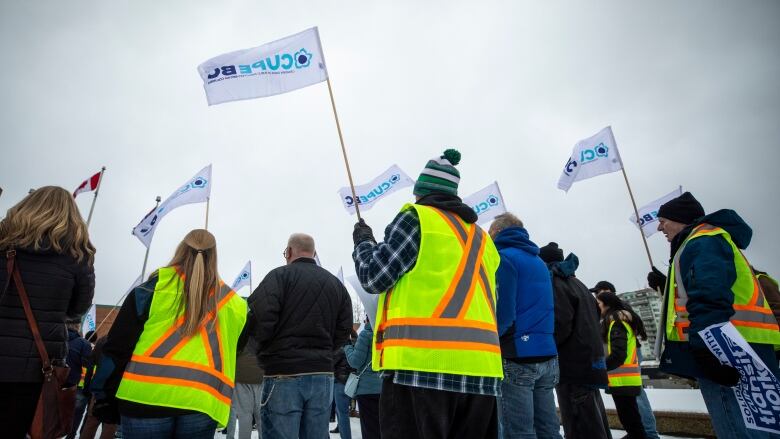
[5,250,53,376]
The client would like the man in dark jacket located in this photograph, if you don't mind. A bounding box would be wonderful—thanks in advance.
[489,213,561,439]
[648,192,780,439]
[247,233,353,439]
[65,320,93,439]
[540,243,611,439]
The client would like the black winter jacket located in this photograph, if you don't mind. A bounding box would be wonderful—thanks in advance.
[0,247,95,382]
[65,328,93,387]
[247,258,353,376]
[548,254,608,387]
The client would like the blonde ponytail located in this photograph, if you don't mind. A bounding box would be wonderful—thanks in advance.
[165,229,220,337]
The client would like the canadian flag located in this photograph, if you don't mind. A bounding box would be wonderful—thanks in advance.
[73,171,102,198]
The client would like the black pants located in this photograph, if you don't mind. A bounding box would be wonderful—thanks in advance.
[611,394,647,439]
[0,381,43,439]
[357,394,381,439]
[379,376,498,439]
[556,383,612,439]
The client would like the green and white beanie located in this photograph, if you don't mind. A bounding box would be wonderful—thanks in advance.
[413,149,462,197]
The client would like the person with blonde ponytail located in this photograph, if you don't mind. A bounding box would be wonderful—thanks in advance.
[0,186,96,439]
[89,229,247,439]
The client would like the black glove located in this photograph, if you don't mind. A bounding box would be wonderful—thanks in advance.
[92,397,120,424]
[353,219,375,246]
[647,266,667,292]
[693,348,741,387]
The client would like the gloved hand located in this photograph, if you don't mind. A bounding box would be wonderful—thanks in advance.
[647,266,667,292]
[92,397,120,424]
[693,348,741,387]
[353,219,376,246]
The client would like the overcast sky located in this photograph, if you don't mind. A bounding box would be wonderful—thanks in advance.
[2,1,779,307]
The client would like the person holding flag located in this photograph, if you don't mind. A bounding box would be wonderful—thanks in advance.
[89,229,247,438]
[352,149,503,438]
[649,192,780,438]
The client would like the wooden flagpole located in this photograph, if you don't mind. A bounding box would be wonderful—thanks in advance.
[619,165,655,269]
[205,197,211,230]
[86,166,106,228]
[325,78,362,221]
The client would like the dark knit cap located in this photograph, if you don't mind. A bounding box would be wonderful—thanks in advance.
[657,192,705,225]
[589,280,616,293]
[413,149,462,197]
[539,242,564,263]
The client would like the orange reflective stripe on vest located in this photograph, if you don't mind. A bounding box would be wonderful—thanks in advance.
[377,210,498,354]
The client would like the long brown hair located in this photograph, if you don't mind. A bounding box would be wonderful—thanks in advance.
[162,229,220,337]
[0,186,95,264]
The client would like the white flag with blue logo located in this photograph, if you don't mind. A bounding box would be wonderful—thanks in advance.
[347,275,378,326]
[629,186,683,238]
[81,304,96,335]
[338,164,415,215]
[557,126,623,192]
[198,27,329,106]
[132,165,212,248]
[231,261,252,291]
[462,181,507,226]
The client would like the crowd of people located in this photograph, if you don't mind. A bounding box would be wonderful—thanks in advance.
[1,149,779,439]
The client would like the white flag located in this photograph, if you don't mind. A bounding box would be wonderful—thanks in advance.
[337,266,344,285]
[198,27,328,106]
[462,181,507,226]
[346,275,378,326]
[231,261,252,291]
[338,164,415,215]
[558,126,623,192]
[629,186,683,237]
[81,304,96,335]
[132,165,212,248]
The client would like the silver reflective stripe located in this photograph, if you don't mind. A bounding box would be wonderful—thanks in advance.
[207,328,222,372]
[733,309,777,325]
[439,210,468,243]
[382,324,499,346]
[610,366,640,375]
[439,229,484,318]
[150,285,232,358]
[125,360,232,399]
[478,266,495,315]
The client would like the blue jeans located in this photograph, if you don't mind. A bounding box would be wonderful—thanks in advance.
[499,357,562,439]
[120,413,216,439]
[333,381,352,439]
[635,349,659,439]
[699,377,780,439]
[261,374,333,439]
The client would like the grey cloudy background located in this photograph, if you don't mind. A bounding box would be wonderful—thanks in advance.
[1,1,779,306]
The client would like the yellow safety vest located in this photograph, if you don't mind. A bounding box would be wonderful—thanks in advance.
[372,204,503,378]
[78,366,88,388]
[116,267,247,427]
[666,224,780,345]
[607,320,642,388]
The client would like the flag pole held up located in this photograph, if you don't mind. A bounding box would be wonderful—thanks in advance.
[86,166,106,228]
[617,158,655,269]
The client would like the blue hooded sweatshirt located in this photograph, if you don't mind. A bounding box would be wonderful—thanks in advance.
[493,226,557,359]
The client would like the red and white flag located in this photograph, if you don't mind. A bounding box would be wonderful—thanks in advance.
[73,171,102,198]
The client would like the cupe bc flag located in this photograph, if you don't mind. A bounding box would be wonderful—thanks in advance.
[231,261,252,291]
[629,186,683,238]
[462,181,507,226]
[198,27,328,106]
[132,165,212,248]
[700,323,780,435]
[558,126,623,192]
[81,304,96,335]
[338,164,415,215]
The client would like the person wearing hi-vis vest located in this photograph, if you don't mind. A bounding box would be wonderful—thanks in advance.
[596,292,649,439]
[352,149,503,439]
[646,192,780,439]
[89,230,247,438]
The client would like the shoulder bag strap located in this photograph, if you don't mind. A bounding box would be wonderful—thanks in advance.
[6,250,53,374]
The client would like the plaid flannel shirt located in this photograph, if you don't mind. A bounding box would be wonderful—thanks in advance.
[352,209,501,397]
